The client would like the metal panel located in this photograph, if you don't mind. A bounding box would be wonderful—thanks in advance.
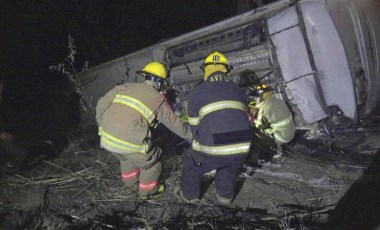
[325,0,380,117]
[300,0,357,120]
[268,6,328,124]
[81,49,156,108]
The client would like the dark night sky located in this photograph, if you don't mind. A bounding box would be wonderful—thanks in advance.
[1,0,277,147]
[1,1,237,81]
[0,1,242,145]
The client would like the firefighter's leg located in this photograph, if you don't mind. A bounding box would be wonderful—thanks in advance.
[110,152,140,186]
[273,142,283,159]
[214,155,246,204]
[246,131,261,166]
[137,147,163,198]
[181,149,208,200]
[120,159,140,185]
[257,131,276,163]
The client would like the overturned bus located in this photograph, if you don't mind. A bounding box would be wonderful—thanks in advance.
[79,0,380,136]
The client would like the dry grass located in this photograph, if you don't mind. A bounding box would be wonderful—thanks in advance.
[0,135,328,229]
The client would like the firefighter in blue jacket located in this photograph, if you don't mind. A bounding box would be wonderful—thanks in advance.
[174,51,252,205]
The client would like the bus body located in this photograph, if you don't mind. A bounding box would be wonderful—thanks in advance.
[80,0,380,132]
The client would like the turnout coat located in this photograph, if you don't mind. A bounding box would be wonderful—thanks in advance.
[96,83,192,154]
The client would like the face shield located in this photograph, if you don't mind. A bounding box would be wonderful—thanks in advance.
[145,74,165,90]
[245,87,263,105]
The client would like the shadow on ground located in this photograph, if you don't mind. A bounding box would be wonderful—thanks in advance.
[326,149,380,230]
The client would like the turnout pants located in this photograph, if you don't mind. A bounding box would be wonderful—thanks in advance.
[111,146,162,197]
[248,129,277,163]
[181,148,247,200]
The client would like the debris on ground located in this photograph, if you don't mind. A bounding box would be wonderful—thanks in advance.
[0,114,379,229]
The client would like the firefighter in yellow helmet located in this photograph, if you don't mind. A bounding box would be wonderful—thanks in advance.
[96,61,192,200]
[174,51,252,206]
[246,82,295,162]
[200,51,233,81]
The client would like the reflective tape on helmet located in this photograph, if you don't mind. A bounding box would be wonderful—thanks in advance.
[113,94,155,124]
[188,100,246,126]
[192,140,251,155]
[100,128,149,154]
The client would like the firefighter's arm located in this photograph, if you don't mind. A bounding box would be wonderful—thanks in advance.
[156,99,193,140]
[249,107,259,119]
[186,96,200,138]
[253,107,263,129]
[95,86,118,125]
[247,100,258,124]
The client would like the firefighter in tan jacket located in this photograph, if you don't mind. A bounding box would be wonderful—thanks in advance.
[96,61,192,200]
[246,83,295,161]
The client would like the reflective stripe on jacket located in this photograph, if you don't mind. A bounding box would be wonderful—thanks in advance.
[188,100,246,126]
[113,94,156,125]
[192,140,251,155]
[99,127,149,154]
[188,72,252,156]
[271,114,293,129]
[96,83,192,154]
[272,114,294,143]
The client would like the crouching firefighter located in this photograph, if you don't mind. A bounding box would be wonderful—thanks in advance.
[246,83,295,162]
[174,51,253,206]
[96,61,192,200]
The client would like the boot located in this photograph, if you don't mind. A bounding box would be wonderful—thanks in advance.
[174,185,200,204]
[214,189,233,206]
[139,184,166,200]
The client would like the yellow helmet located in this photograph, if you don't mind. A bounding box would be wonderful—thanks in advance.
[136,61,167,79]
[254,83,271,96]
[200,51,233,73]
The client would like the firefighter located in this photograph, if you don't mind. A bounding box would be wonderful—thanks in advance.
[246,83,295,161]
[174,51,252,205]
[96,61,192,200]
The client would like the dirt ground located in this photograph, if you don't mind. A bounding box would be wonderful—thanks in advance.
[0,116,379,229]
